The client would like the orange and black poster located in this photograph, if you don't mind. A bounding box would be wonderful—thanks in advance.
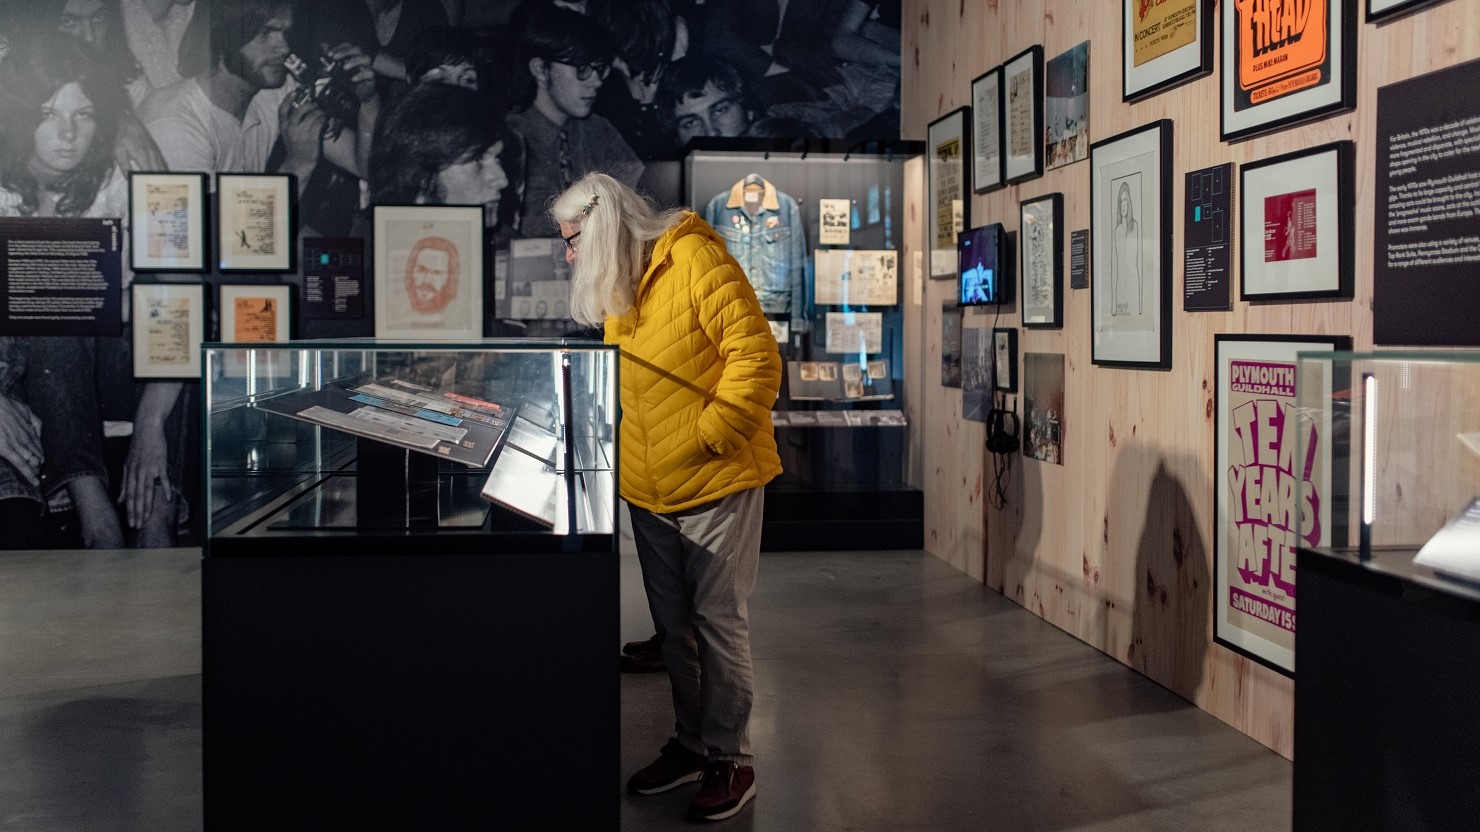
[1231,0,1331,111]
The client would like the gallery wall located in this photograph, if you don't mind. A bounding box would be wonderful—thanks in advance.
[900,0,1480,757]
[0,0,901,551]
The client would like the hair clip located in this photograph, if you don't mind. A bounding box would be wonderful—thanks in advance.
[581,194,600,215]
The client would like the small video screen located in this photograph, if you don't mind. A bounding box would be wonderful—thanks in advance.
[958,223,1007,307]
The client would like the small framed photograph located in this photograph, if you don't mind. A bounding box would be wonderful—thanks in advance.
[129,172,209,273]
[818,363,838,382]
[1020,193,1063,328]
[1367,0,1444,22]
[1240,142,1354,301]
[1003,46,1044,184]
[217,174,296,272]
[1123,0,1213,102]
[818,198,851,245]
[1214,333,1351,676]
[843,379,864,399]
[219,284,292,342]
[1221,0,1356,141]
[843,363,862,381]
[132,282,205,378]
[970,65,1005,193]
[800,362,819,381]
[993,327,1018,393]
[1090,120,1174,369]
[1045,42,1090,170]
[927,107,971,278]
[373,204,485,339]
[867,359,888,380]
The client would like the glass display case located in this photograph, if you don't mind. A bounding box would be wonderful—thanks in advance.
[684,140,924,548]
[203,338,617,555]
[1296,350,1480,591]
[1292,350,1480,832]
[200,339,620,829]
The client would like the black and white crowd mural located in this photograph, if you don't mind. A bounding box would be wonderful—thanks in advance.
[0,0,900,548]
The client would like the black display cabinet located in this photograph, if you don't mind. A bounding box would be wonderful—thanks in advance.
[202,340,618,830]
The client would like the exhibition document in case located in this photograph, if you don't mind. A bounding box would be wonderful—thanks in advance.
[1414,498,1480,581]
[481,445,565,531]
[813,249,898,306]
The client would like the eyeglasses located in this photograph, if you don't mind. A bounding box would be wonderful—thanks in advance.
[562,230,581,251]
[560,61,610,82]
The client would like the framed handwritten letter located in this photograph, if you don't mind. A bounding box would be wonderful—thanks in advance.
[217,174,296,273]
[129,172,208,273]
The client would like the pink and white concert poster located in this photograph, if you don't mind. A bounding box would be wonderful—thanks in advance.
[1214,335,1346,675]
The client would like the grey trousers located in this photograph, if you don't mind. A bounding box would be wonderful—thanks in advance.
[629,486,764,766]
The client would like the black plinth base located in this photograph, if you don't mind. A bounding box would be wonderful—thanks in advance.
[761,488,923,551]
[1295,548,1480,832]
[203,547,618,830]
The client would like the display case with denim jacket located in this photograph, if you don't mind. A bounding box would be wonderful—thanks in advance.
[685,139,924,551]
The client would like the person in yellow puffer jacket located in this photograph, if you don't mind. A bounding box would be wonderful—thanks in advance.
[553,172,778,823]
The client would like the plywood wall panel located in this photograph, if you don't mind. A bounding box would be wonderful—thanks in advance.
[902,0,1480,759]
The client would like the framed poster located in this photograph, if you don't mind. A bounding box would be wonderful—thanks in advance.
[1367,0,1444,23]
[1090,120,1173,369]
[1123,0,1213,102]
[219,284,292,342]
[132,282,204,379]
[1239,142,1354,301]
[961,326,991,422]
[927,108,971,278]
[1221,0,1357,141]
[1214,333,1351,676]
[1003,46,1044,184]
[373,204,484,339]
[1046,42,1090,170]
[970,66,1005,193]
[217,174,295,272]
[129,172,208,273]
[992,327,1018,393]
[1019,193,1063,328]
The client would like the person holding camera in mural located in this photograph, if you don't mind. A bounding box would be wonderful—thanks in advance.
[137,0,377,196]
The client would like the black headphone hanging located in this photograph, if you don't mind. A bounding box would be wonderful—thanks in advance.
[985,406,1020,455]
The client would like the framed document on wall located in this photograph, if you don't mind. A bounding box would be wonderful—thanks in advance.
[1239,141,1354,301]
[1090,120,1173,369]
[1221,0,1357,141]
[129,172,209,273]
[1123,0,1213,102]
[373,204,485,339]
[219,284,292,342]
[971,66,1005,193]
[132,282,205,378]
[927,107,971,278]
[1020,193,1063,328]
[1213,333,1351,676]
[217,174,296,273]
[1003,46,1044,184]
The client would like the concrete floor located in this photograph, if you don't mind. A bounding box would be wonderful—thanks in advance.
[0,545,1292,831]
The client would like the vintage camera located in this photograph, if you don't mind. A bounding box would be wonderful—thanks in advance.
[284,51,360,136]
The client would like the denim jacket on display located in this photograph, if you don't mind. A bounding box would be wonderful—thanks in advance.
[0,337,41,505]
[703,174,806,317]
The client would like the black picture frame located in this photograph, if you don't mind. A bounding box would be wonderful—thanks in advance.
[927,107,972,278]
[1019,193,1063,329]
[1212,333,1352,677]
[128,171,210,274]
[216,173,298,273]
[1089,120,1174,369]
[1122,0,1214,102]
[1003,45,1045,184]
[131,281,207,378]
[1221,0,1357,142]
[970,65,1006,193]
[992,327,1018,393]
[1238,141,1354,302]
[1367,0,1447,22]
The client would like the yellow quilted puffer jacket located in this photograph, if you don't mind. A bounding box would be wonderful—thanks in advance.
[604,211,782,513]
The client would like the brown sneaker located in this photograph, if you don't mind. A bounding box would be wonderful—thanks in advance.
[686,761,756,822]
[626,739,708,795]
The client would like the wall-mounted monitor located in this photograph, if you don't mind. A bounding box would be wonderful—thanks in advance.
[958,223,1011,306]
